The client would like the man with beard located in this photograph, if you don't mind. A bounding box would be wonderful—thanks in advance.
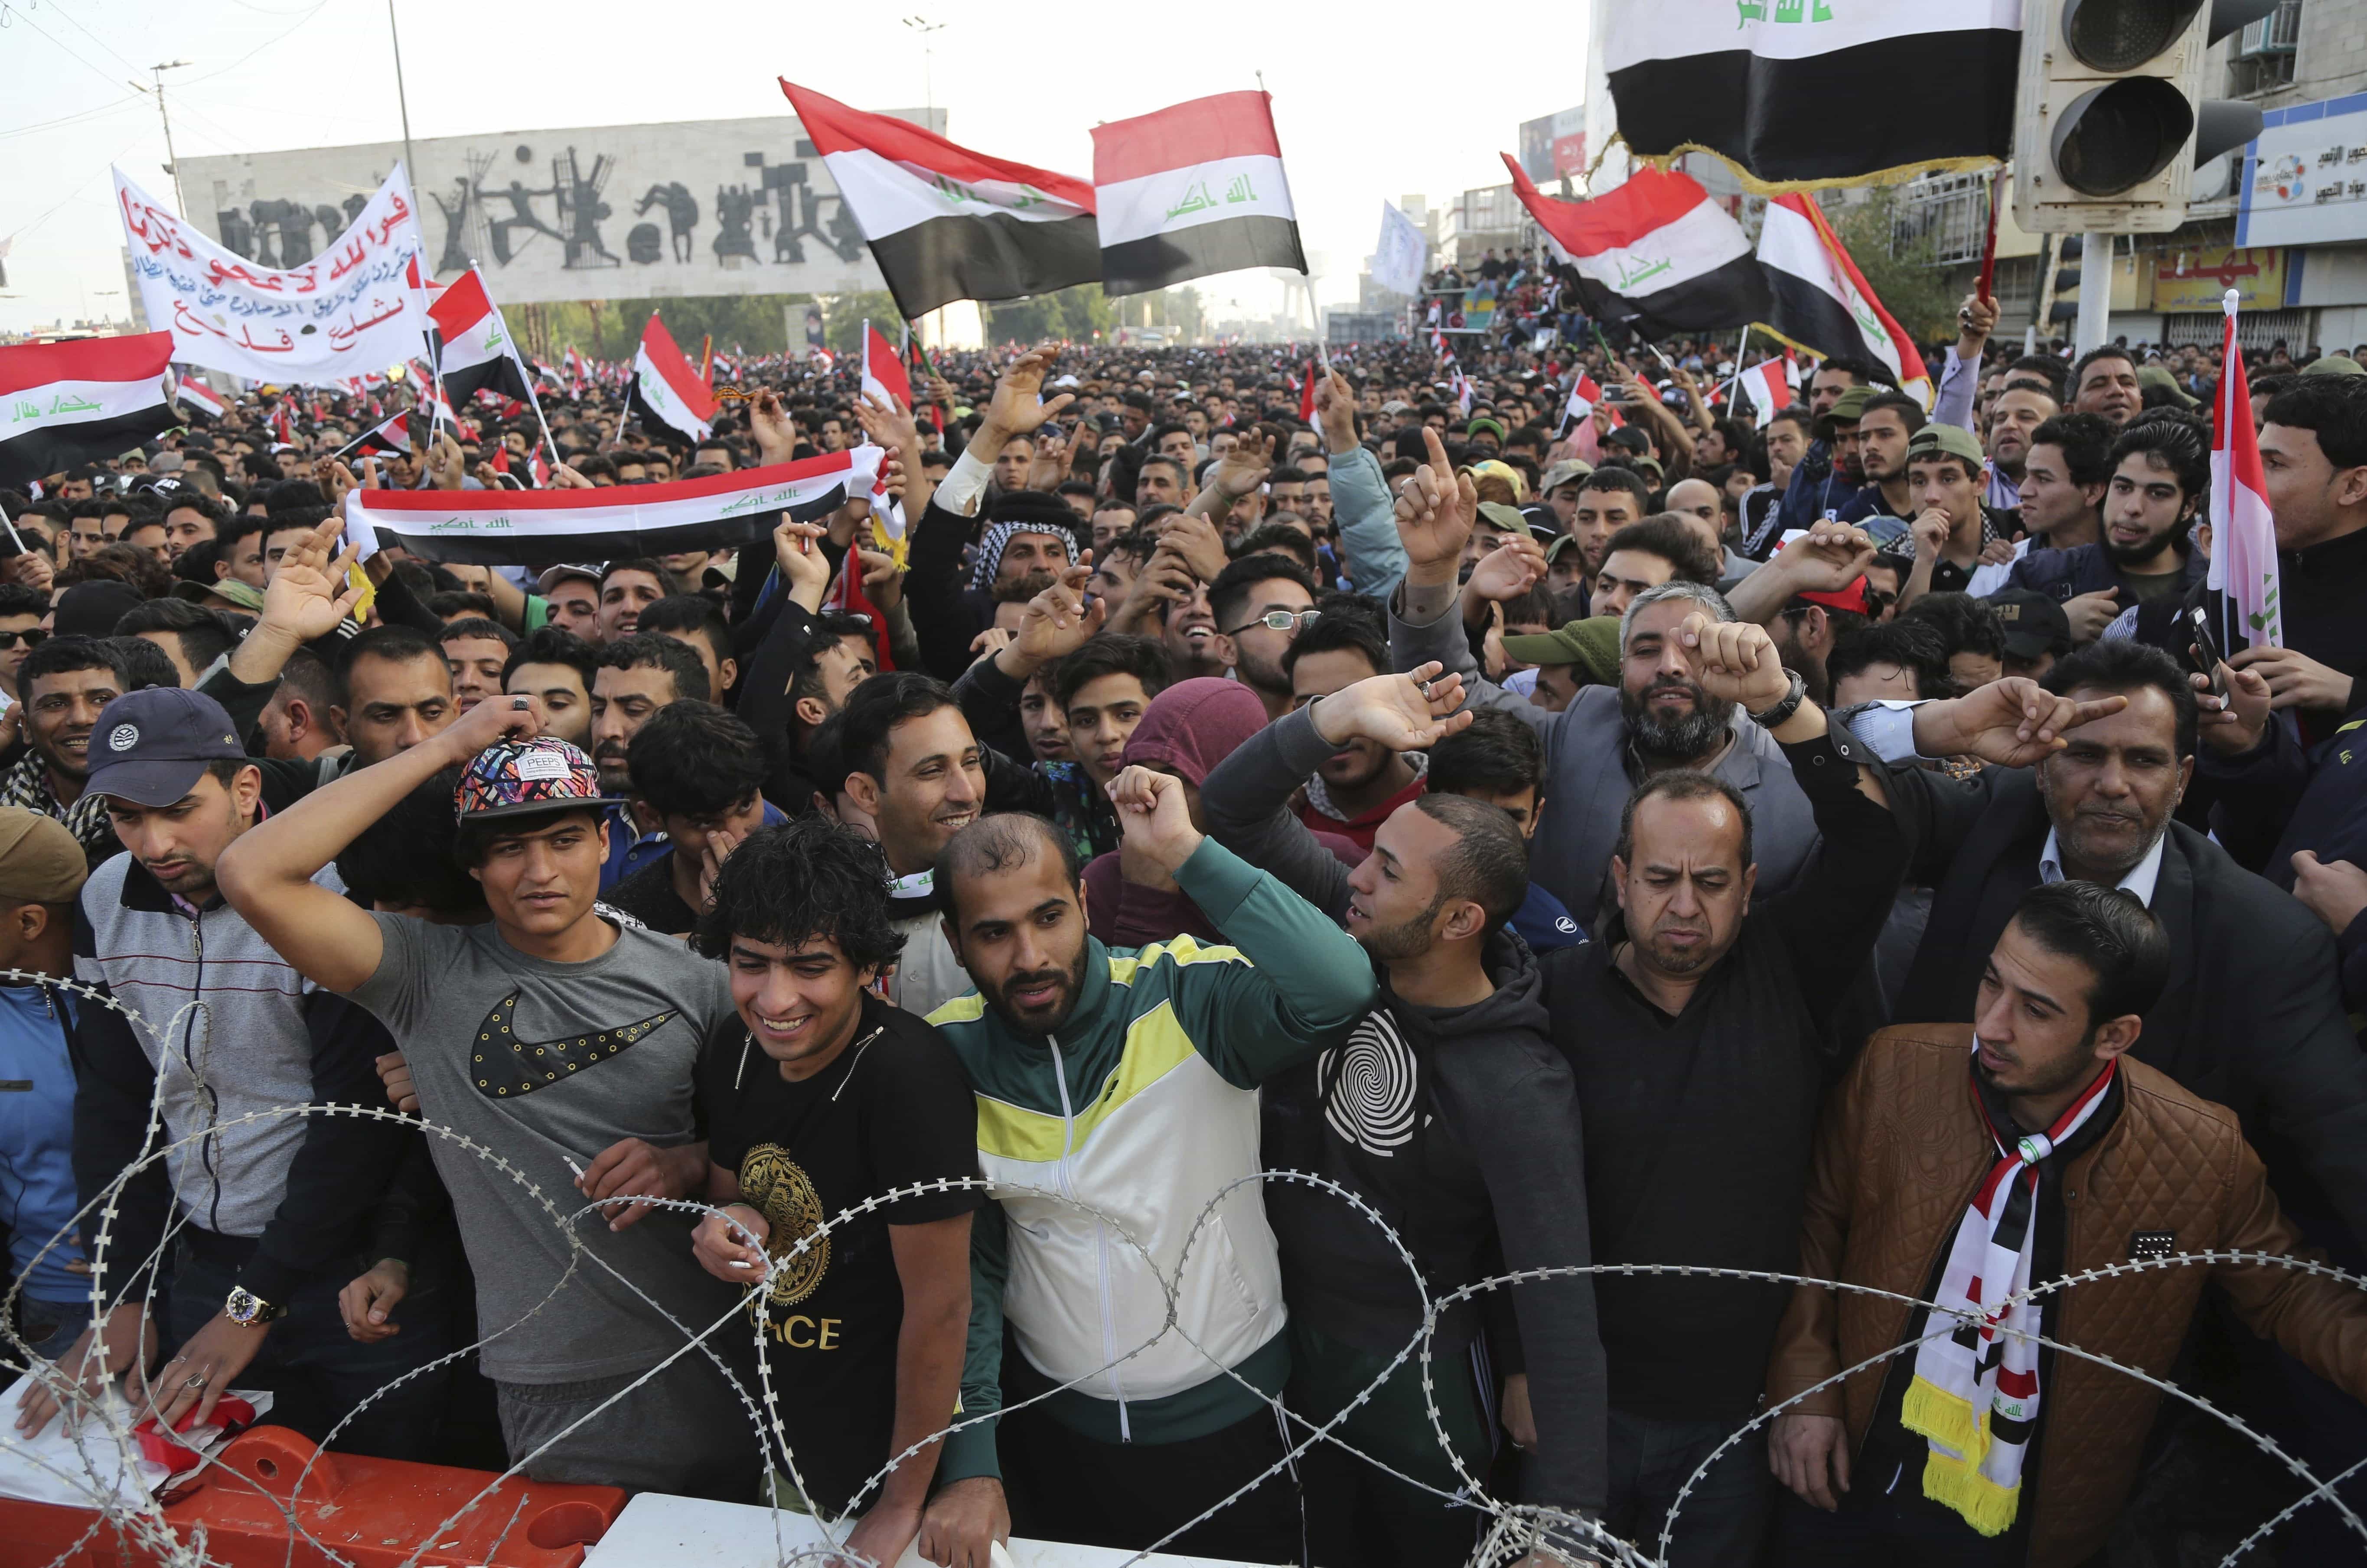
[1389,428,1832,916]
[1849,640,2367,1254]
[916,802,1376,1568]
[1568,470,1655,595]
[1197,663,1610,1568]
[6,639,129,867]
[1774,361,1883,536]
[1208,554,1318,720]
[904,350,1083,682]
[2070,345,2143,427]
[1835,392,1925,525]
[587,634,710,891]
[1532,611,1909,1564]
[2005,413,2208,643]
[17,687,445,1459]
[1285,612,1426,851]
[501,628,600,750]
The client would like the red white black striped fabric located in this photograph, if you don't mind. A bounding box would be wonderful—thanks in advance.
[2209,298,2283,650]
[341,448,883,566]
[333,410,412,462]
[1601,0,2018,189]
[174,376,225,422]
[1502,156,1764,334]
[626,312,715,445]
[0,331,176,489]
[783,79,1099,321]
[1092,92,1304,297]
[428,265,532,408]
[1738,355,1799,427]
[1757,195,1931,404]
[862,324,911,411]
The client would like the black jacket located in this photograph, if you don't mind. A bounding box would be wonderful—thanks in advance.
[1884,761,2367,1246]
[1198,704,1609,1515]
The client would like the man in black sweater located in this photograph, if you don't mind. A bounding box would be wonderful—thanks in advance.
[1529,604,1936,1567]
[1197,658,1608,1568]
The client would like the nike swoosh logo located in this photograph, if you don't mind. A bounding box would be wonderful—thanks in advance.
[469,990,675,1100]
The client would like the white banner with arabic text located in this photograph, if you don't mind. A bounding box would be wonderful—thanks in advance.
[116,165,431,386]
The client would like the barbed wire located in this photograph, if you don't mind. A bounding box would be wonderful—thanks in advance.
[5,966,2365,1568]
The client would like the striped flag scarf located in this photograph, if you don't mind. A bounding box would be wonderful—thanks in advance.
[1903,1060,2119,1535]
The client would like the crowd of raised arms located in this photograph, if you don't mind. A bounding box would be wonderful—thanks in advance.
[6,286,2367,1568]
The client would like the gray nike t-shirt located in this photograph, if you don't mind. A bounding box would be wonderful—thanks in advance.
[346,912,739,1383]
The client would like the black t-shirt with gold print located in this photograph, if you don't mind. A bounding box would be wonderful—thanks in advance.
[698,990,982,1514]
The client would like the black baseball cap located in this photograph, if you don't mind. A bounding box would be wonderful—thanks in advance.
[85,688,249,807]
[1987,588,2073,660]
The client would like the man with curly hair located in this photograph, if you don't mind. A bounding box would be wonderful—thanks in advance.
[688,817,982,1568]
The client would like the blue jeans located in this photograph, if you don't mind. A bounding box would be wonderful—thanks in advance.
[14,1297,92,1364]
[1603,1408,1773,1568]
[165,1242,453,1461]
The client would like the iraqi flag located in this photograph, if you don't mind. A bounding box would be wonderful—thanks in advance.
[1737,354,1799,427]
[428,267,533,407]
[341,411,411,460]
[1557,373,1604,438]
[0,332,178,488]
[1092,91,1305,297]
[2209,296,2283,651]
[1501,156,1765,334]
[861,323,912,411]
[1600,0,2018,189]
[343,447,884,566]
[782,79,1099,321]
[1757,194,1931,405]
[175,375,226,423]
[626,312,716,445]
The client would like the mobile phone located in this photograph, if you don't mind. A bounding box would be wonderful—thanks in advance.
[2188,605,2230,700]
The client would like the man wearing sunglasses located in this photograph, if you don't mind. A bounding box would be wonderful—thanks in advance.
[0,586,49,708]
[1207,554,1318,721]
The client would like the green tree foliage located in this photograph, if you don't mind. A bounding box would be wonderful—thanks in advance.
[815,291,906,354]
[538,294,809,360]
[981,284,1115,346]
[1829,186,1961,348]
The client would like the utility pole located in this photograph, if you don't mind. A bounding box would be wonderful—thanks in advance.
[136,62,194,217]
[2074,230,2113,355]
[901,16,946,129]
[389,0,418,187]
[901,16,949,350]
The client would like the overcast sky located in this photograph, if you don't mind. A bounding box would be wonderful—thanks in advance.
[0,0,1592,336]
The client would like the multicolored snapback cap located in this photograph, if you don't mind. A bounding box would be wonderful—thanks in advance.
[455,737,617,822]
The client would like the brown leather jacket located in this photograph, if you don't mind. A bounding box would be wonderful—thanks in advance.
[1767,1024,2367,1567]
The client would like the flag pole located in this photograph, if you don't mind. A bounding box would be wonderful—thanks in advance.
[519,360,565,478]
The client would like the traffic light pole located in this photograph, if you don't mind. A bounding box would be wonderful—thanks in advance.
[2074,229,2113,353]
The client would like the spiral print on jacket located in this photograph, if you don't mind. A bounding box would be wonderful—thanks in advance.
[1321,1009,1419,1157]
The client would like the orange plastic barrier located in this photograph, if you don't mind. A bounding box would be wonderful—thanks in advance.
[1,1424,624,1568]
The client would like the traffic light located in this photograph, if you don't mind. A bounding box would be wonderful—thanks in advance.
[2014,0,2279,233]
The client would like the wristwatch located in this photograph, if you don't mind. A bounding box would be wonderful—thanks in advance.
[1747,667,1808,730]
[224,1286,287,1327]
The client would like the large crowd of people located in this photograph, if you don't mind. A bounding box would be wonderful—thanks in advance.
[4,284,2367,1568]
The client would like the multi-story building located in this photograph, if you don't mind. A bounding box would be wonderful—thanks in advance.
[1893,0,2367,353]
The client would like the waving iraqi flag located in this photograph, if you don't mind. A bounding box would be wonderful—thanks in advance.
[782,79,1100,321]
[1092,91,1306,296]
[1503,156,1765,333]
[0,332,177,490]
[342,448,884,566]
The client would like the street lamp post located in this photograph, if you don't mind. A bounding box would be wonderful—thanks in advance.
[134,61,195,218]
